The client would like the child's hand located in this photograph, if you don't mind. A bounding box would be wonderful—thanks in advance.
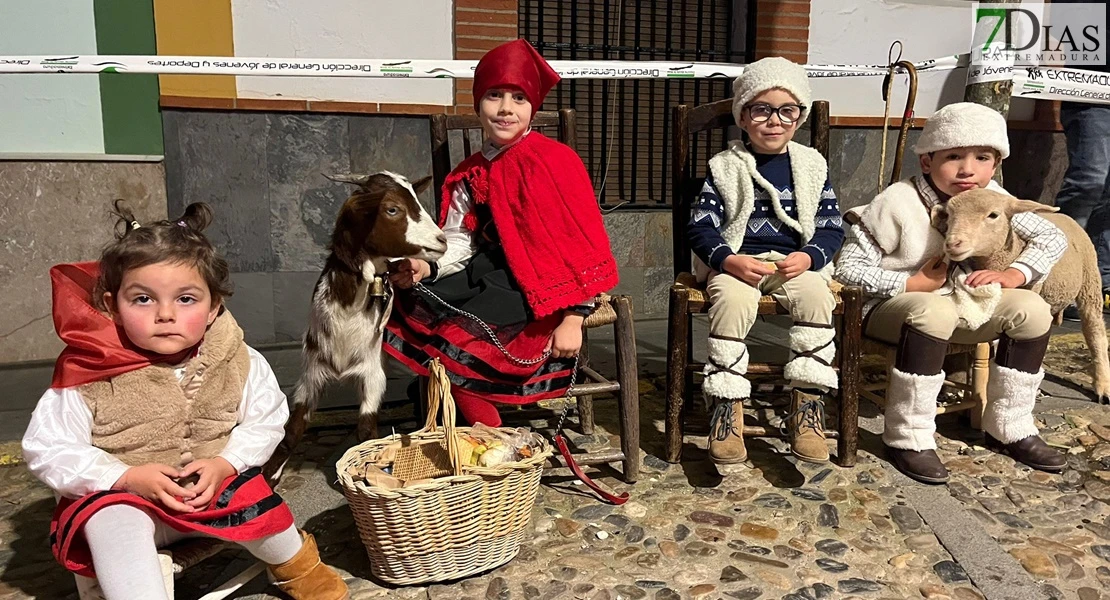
[113,463,197,513]
[723,255,776,287]
[966,267,1025,289]
[388,258,431,289]
[548,313,585,359]
[775,252,812,280]
[180,457,238,509]
[906,256,949,292]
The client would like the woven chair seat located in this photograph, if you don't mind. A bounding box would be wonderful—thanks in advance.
[861,337,981,357]
[673,271,844,311]
[583,293,619,328]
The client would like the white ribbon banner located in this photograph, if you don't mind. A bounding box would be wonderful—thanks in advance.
[0,54,963,79]
[3,53,1110,105]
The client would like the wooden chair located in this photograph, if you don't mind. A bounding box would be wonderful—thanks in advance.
[429,110,641,482]
[663,98,864,467]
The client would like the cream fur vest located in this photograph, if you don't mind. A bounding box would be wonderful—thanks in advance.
[855,177,1008,275]
[698,140,834,281]
[80,311,250,469]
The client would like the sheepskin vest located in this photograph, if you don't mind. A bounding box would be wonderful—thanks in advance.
[856,176,1008,275]
[703,140,834,281]
[79,312,249,469]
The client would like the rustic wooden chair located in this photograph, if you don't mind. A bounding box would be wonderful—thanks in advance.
[663,98,864,467]
[429,109,641,482]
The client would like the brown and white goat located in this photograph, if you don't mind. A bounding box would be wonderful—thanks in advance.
[931,188,1110,404]
[265,172,446,480]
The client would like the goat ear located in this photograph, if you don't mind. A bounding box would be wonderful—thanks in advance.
[930,204,949,233]
[412,175,434,195]
[1007,198,1059,215]
[324,172,372,187]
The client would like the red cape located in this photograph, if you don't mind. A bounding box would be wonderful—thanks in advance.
[441,132,619,318]
[49,262,191,389]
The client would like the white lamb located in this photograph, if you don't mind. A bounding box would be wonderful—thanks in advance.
[931,188,1110,404]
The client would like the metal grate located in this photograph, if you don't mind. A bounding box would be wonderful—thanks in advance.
[520,0,748,210]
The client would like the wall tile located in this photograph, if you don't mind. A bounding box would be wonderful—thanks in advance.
[225,272,275,345]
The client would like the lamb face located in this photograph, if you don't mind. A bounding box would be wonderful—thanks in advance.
[933,189,1055,263]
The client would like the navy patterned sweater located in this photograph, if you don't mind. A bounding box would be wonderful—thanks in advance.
[687,151,844,273]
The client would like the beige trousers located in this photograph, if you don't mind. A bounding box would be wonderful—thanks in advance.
[703,252,838,395]
[864,289,1053,344]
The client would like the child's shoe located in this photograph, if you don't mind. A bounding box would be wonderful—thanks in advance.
[269,530,349,600]
[786,389,829,463]
[708,398,748,464]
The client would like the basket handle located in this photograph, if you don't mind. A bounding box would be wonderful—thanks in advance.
[424,359,463,476]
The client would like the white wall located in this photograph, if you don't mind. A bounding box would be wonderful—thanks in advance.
[807,0,1034,119]
[232,0,454,105]
[0,1,104,154]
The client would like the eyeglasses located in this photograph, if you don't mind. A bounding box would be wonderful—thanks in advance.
[744,103,807,124]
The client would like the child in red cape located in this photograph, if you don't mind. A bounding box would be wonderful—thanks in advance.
[22,203,347,600]
[384,39,618,426]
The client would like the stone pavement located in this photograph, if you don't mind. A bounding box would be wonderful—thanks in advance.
[2,318,1110,599]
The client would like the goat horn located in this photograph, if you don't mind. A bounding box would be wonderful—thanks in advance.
[323,172,373,186]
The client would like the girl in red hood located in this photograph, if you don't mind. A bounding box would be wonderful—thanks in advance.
[22,202,347,600]
[383,39,619,426]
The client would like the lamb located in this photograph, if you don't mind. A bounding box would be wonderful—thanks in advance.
[931,187,1110,404]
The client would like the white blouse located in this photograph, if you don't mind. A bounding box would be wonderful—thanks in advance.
[22,346,289,500]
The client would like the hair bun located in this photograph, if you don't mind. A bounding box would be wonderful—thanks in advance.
[178,202,214,232]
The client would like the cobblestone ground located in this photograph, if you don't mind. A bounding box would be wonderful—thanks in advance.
[3,375,1110,599]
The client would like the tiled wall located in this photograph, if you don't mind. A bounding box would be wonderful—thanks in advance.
[0,161,167,363]
[0,113,1068,363]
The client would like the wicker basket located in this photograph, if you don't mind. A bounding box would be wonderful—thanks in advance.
[337,358,553,585]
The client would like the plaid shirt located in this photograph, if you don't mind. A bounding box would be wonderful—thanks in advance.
[837,177,1067,314]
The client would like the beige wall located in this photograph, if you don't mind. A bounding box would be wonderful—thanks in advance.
[0,162,167,363]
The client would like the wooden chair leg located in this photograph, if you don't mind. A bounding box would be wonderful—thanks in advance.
[577,327,595,435]
[665,288,690,463]
[613,296,640,483]
[970,343,990,430]
[837,287,862,467]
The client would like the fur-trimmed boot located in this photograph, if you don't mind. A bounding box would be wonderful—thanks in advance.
[704,335,751,465]
[268,531,349,600]
[782,322,838,463]
[883,325,950,484]
[983,333,1065,472]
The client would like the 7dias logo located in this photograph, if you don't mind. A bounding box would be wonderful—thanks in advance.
[972,2,1106,66]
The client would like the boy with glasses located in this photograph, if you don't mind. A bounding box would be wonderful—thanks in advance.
[687,57,844,467]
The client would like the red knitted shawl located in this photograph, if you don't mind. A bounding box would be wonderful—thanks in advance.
[441,132,618,318]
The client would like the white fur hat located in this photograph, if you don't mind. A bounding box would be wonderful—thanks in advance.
[913,102,1010,159]
[732,57,812,126]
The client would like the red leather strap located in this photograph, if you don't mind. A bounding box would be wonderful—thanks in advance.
[554,434,630,505]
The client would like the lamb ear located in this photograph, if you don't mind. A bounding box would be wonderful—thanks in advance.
[1007,198,1059,215]
[930,203,949,233]
[323,172,373,187]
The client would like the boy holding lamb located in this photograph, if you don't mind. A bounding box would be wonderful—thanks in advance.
[836,102,1068,484]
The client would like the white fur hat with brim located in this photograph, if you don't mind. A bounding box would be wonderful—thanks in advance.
[732,57,812,126]
[913,102,1010,159]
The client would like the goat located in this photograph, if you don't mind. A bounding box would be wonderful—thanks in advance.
[931,188,1110,404]
[264,172,447,481]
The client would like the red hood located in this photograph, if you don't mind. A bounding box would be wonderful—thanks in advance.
[49,262,192,389]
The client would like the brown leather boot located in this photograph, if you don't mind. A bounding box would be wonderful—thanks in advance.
[708,398,748,464]
[268,531,349,600]
[985,434,1066,472]
[786,389,829,463]
[887,447,950,484]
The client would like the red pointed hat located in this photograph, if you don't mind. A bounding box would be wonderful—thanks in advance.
[472,39,560,115]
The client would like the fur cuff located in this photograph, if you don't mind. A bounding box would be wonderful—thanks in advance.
[881,367,946,451]
[983,362,1043,444]
[704,337,751,401]
[784,324,838,390]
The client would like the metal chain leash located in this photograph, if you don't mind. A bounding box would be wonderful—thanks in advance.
[413,281,580,436]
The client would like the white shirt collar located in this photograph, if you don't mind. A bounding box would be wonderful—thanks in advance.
[482,128,531,161]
